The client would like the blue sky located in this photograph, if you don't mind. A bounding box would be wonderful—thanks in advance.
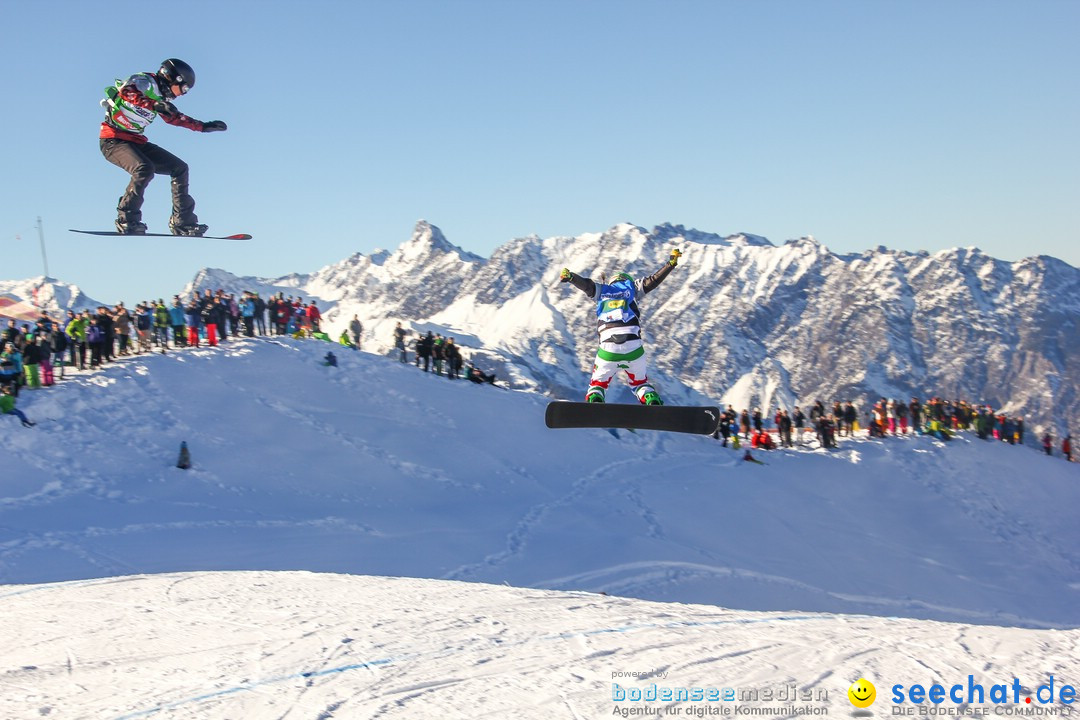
[2,0,1078,303]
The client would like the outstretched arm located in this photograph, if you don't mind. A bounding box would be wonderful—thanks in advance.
[560,269,597,298]
[641,249,681,294]
[159,108,211,132]
[158,104,227,133]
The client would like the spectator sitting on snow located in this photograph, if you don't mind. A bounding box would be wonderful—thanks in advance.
[338,330,357,350]
[928,418,952,441]
[750,429,775,450]
[285,313,301,337]
[467,363,497,386]
[1,385,34,427]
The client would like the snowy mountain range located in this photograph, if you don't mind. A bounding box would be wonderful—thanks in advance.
[5,221,1079,436]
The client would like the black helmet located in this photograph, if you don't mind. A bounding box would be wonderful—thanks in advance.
[158,58,195,95]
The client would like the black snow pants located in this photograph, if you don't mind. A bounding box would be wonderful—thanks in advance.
[100,139,197,225]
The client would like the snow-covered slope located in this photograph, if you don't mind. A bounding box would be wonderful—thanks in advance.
[3,338,1079,718]
[2,337,1077,628]
[4,571,1078,720]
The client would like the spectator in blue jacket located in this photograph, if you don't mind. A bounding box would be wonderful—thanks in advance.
[169,299,187,347]
[240,293,256,337]
[134,303,153,353]
[0,342,22,396]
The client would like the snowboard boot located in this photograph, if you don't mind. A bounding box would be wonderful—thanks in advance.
[642,391,663,406]
[115,218,148,235]
[585,389,605,403]
[169,218,209,237]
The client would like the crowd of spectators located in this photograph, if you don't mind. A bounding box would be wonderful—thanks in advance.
[1,295,502,429]
[1,290,327,399]
[0,301,1072,454]
[713,397,1073,461]
[391,323,497,386]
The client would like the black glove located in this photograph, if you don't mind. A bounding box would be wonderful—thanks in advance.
[202,120,227,133]
[153,101,178,117]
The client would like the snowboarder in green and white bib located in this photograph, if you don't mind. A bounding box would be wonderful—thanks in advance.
[99,58,228,236]
[559,248,682,405]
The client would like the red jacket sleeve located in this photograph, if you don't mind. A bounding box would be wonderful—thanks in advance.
[161,112,205,132]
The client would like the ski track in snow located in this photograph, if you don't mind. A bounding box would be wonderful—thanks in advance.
[3,338,1078,631]
[901,439,1080,575]
[442,435,679,582]
[3,572,1078,719]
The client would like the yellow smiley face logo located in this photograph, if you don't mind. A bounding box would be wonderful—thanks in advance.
[848,678,876,708]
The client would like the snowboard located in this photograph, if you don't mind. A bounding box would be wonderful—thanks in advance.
[70,229,252,240]
[545,402,721,435]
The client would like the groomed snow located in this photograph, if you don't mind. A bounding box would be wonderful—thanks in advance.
[4,572,1078,719]
[1,338,1078,718]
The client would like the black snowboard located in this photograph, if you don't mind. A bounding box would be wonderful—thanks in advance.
[545,402,721,435]
[70,229,251,240]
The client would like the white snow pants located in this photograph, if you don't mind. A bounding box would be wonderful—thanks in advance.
[585,338,656,403]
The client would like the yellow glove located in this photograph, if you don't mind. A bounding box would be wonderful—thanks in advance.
[560,268,572,282]
[669,248,682,267]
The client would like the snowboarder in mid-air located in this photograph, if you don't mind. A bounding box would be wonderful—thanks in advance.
[559,248,682,405]
[100,58,227,236]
